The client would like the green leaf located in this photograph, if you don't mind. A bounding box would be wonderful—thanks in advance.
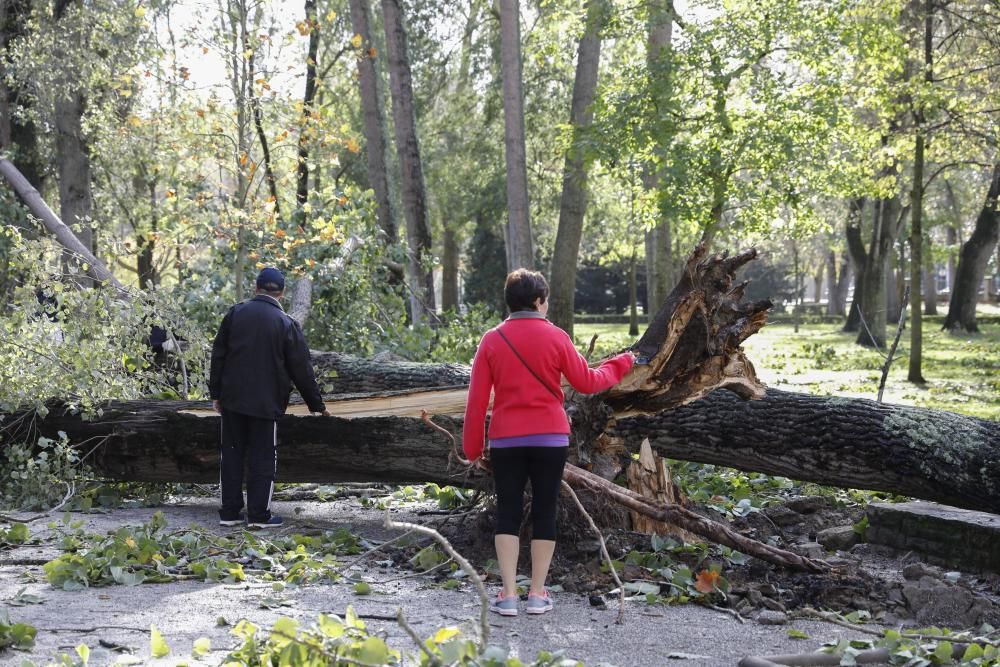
[150,626,170,658]
[7,523,29,544]
[961,643,984,661]
[933,641,953,662]
[787,629,810,640]
[76,643,90,664]
[192,637,211,657]
[357,636,389,665]
[353,581,372,595]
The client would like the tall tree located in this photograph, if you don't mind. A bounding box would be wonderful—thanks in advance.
[907,0,932,383]
[943,163,1000,332]
[382,0,435,321]
[498,0,533,271]
[642,0,673,316]
[349,0,397,245]
[52,1,94,285]
[548,0,607,334]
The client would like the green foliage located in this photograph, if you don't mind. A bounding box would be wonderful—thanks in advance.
[0,523,30,545]
[422,483,472,510]
[0,612,37,652]
[611,536,739,606]
[0,228,213,414]
[41,512,363,590]
[0,433,84,511]
[219,608,583,667]
[822,626,1000,666]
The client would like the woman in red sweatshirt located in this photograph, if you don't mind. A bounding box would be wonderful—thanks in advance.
[463,269,635,617]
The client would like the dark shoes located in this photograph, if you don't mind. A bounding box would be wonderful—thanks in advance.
[219,513,245,527]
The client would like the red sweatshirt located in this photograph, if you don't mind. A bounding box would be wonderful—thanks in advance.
[462,315,635,461]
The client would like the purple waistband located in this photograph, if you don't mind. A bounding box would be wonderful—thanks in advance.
[489,433,569,448]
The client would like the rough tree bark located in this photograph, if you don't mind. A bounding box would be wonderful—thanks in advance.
[349,0,398,245]
[943,163,1000,333]
[10,386,997,514]
[382,0,435,321]
[498,0,534,271]
[548,0,606,335]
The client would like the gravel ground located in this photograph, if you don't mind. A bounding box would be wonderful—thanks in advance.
[0,497,876,666]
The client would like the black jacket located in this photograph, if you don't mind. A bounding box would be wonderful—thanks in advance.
[209,295,325,419]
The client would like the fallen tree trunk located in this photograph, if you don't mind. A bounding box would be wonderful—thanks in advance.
[612,388,1000,514]
[3,243,997,515]
[7,385,998,513]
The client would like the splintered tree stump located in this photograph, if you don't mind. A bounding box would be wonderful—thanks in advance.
[625,439,695,541]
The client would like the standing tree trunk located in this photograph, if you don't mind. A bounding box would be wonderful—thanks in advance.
[856,191,903,348]
[945,184,958,292]
[548,0,606,335]
[642,0,674,312]
[908,0,931,382]
[628,252,639,336]
[943,163,1000,332]
[812,259,824,303]
[54,90,94,287]
[349,0,397,245]
[832,252,851,317]
[923,231,937,315]
[381,0,435,321]
[441,225,459,311]
[844,198,866,331]
[498,0,534,271]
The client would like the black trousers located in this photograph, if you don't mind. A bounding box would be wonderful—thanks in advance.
[491,447,568,541]
[220,410,277,522]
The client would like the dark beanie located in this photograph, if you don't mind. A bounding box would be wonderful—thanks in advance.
[256,267,285,291]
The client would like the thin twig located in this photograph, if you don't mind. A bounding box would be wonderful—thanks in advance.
[561,481,626,625]
[800,607,996,645]
[877,286,910,403]
[856,307,888,359]
[706,602,745,623]
[585,334,599,362]
[328,529,418,577]
[372,557,455,584]
[383,512,490,650]
[396,608,442,667]
[0,481,75,524]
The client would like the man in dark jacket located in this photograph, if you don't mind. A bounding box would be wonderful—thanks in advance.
[209,267,329,528]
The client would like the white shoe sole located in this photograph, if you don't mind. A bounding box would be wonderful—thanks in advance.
[490,607,518,617]
[219,520,243,527]
[526,606,552,614]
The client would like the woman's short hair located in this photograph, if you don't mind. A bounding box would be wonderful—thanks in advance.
[504,269,549,312]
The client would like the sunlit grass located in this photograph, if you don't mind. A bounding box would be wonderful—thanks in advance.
[576,310,1000,421]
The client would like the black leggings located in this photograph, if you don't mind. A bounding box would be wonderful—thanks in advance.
[491,446,568,541]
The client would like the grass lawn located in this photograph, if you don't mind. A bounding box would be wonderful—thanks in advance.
[574,306,1000,421]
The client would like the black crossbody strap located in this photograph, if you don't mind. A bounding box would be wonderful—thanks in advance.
[494,327,561,401]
